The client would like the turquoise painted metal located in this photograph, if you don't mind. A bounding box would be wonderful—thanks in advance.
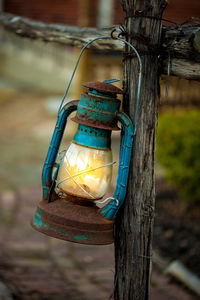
[100,111,134,220]
[41,82,133,218]
[42,100,78,201]
[32,81,134,244]
[32,34,142,245]
[41,81,134,213]
[32,199,114,245]
[71,83,121,131]
[73,124,111,150]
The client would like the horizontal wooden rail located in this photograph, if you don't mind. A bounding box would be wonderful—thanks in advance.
[0,13,200,80]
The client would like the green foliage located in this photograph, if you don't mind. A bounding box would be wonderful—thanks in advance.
[156,110,200,204]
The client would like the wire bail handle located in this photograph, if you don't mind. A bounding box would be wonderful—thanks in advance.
[58,34,142,136]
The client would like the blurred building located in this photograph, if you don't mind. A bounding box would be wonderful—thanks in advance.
[2,0,120,26]
[2,0,200,26]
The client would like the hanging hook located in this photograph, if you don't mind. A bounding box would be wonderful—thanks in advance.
[111,28,118,40]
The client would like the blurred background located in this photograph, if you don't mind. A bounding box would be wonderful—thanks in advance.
[0,0,200,299]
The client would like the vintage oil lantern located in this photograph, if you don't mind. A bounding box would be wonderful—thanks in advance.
[31,35,142,245]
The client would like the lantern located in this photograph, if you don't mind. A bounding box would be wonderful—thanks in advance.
[31,35,142,245]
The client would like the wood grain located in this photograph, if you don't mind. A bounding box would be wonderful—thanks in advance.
[114,1,167,299]
[0,12,200,80]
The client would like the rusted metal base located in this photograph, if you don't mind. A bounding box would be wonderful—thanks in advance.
[31,197,114,245]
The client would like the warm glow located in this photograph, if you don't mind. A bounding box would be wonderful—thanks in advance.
[56,142,113,200]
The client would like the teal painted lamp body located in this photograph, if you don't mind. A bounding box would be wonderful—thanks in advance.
[32,81,134,245]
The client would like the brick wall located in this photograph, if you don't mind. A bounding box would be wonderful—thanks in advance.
[113,0,200,25]
[113,0,124,25]
[4,0,80,25]
[4,0,98,26]
[163,0,200,24]
[4,0,200,26]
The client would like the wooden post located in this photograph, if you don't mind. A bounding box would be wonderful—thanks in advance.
[114,1,167,299]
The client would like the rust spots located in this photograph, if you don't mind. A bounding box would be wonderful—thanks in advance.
[83,81,123,95]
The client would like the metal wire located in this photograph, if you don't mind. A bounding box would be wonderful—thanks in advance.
[95,197,119,206]
[103,79,120,84]
[56,34,142,200]
[57,35,142,136]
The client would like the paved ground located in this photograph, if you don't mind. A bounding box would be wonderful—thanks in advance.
[0,186,197,300]
[0,81,197,299]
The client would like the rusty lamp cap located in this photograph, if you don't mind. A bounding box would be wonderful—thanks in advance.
[83,81,123,95]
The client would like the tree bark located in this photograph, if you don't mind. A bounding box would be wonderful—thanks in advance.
[0,12,200,80]
[114,1,167,300]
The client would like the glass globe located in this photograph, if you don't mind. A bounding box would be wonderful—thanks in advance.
[56,142,113,200]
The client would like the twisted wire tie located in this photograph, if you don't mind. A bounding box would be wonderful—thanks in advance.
[95,197,119,206]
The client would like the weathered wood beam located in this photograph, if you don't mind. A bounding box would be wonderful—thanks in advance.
[161,26,200,80]
[0,12,121,50]
[162,58,200,81]
[0,12,200,80]
[114,0,167,299]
